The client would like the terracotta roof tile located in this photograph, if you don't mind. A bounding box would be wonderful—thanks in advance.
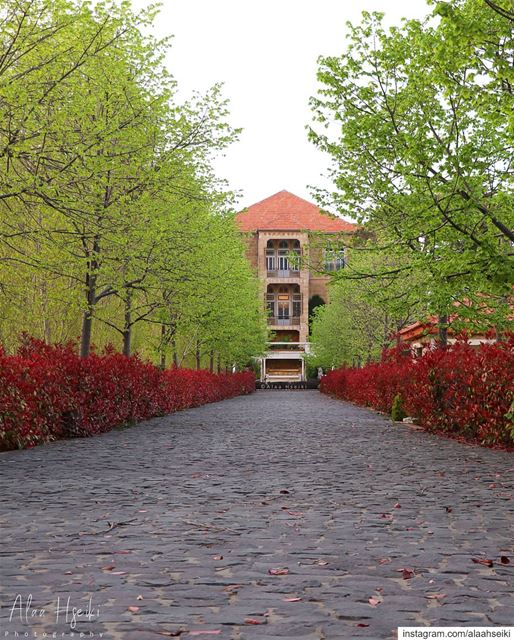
[236,190,356,233]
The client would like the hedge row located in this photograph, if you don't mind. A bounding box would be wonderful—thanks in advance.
[320,337,514,448]
[0,339,255,451]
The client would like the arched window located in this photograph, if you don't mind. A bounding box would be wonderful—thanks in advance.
[266,240,276,271]
[278,240,288,249]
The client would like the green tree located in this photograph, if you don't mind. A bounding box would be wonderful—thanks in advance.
[0,0,266,368]
[309,1,514,333]
[309,243,418,368]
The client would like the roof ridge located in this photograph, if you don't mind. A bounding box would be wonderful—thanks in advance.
[236,189,356,232]
[243,189,321,210]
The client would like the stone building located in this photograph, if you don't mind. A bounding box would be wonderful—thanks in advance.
[236,190,355,382]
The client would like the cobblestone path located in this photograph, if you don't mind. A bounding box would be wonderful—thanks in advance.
[1,391,513,639]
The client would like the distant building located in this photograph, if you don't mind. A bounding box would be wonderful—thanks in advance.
[236,190,355,382]
[398,318,497,357]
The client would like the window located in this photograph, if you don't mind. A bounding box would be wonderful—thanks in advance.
[266,241,275,271]
[266,293,275,317]
[277,299,290,319]
[278,241,289,272]
[324,247,346,271]
[289,240,301,271]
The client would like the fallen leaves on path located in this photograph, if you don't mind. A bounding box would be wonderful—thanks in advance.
[397,568,415,579]
[268,568,289,575]
[368,597,380,607]
[283,597,302,602]
[472,558,493,567]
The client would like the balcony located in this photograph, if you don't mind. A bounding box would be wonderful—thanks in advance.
[266,268,300,279]
[267,341,310,354]
[267,316,300,326]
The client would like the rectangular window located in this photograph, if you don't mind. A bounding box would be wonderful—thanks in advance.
[266,293,275,317]
[293,293,301,318]
[278,254,289,271]
[324,248,346,271]
[277,300,290,319]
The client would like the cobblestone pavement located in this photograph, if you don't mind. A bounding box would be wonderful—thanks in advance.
[1,390,513,640]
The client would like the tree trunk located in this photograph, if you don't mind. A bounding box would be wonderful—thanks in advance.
[122,329,131,357]
[80,309,93,358]
[172,338,178,368]
[159,324,167,369]
[196,342,201,370]
[217,354,221,374]
[122,291,132,357]
[80,238,100,358]
[80,271,96,358]
[40,281,52,344]
[160,324,166,369]
[438,314,448,348]
[209,350,214,373]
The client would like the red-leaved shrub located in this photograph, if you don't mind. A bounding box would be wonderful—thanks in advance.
[320,337,514,448]
[0,339,255,450]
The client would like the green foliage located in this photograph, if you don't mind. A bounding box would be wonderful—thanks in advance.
[391,393,407,422]
[309,0,514,330]
[0,0,266,366]
[308,239,420,368]
[308,294,325,331]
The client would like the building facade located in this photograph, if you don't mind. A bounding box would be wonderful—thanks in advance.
[236,190,355,382]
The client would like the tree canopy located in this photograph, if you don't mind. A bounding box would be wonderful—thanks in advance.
[0,0,267,368]
[309,0,514,339]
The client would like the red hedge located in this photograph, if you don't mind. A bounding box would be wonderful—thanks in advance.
[320,337,514,448]
[0,339,255,450]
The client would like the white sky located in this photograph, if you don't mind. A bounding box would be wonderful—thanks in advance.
[132,0,431,211]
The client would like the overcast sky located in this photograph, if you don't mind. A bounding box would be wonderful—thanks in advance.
[132,0,431,212]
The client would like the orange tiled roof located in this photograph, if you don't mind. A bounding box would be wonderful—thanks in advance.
[236,190,356,233]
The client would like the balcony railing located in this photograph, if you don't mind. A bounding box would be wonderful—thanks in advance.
[268,341,309,353]
[267,316,300,326]
[266,269,300,278]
